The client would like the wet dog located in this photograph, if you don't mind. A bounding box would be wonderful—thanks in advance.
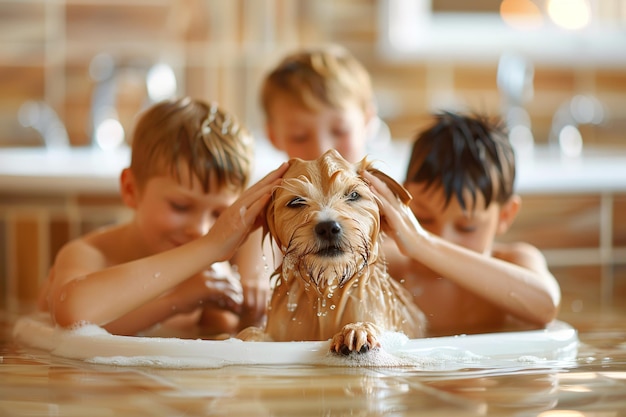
[238,150,425,354]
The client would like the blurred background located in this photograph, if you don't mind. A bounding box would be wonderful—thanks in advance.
[0,0,625,319]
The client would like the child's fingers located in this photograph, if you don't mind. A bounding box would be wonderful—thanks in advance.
[233,161,288,217]
[232,174,281,216]
[233,184,275,228]
[215,289,244,313]
[204,272,244,313]
[362,171,400,207]
[363,171,428,240]
[241,192,273,229]
[242,179,280,206]
[246,162,289,193]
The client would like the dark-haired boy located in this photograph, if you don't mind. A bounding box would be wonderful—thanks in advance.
[364,111,561,336]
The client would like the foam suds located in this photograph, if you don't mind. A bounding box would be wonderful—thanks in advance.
[68,322,109,336]
[87,356,225,369]
[321,347,417,367]
[319,331,488,369]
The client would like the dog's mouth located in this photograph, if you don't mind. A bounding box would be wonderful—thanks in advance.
[316,246,344,257]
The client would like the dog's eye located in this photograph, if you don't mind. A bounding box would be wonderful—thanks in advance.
[346,191,361,202]
[287,197,307,208]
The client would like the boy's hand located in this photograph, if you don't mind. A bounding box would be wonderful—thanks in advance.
[168,262,243,314]
[362,171,429,258]
[237,282,270,330]
[208,162,289,261]
[201,262,244,312]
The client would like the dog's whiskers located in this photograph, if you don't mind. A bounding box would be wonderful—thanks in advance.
[279,228,375,293]
[250,150,426,349]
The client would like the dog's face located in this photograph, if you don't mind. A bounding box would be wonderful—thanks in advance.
[265,149,411,295]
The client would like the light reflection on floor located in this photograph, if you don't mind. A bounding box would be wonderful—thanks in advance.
[2,308,626,416]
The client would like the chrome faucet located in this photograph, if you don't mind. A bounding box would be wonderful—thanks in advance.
[17,101,70,149]
[497,53,535,157]
[549,95,605,157]
[88,54,177,150]
[89,53,124,150]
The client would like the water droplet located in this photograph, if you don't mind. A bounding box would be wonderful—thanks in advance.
[571,299,583,312]
[316,311,322,317]
[330,305,336,310]
[59,292,67,302]
[153,272,161,279]
[262,254,270,273]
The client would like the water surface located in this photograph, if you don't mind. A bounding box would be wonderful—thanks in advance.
[1,309,625,416]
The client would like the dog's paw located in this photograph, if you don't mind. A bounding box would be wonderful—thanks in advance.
[236,326,272,342]
[329,322,382,355]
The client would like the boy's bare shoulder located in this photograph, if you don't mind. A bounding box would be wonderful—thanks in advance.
[56,224,128,266]
[492,241,548,270]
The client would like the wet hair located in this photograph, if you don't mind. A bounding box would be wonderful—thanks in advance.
[260,45,373,117]
[129,97,253,193]
[405,111,515,211]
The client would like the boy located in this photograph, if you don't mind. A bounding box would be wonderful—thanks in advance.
[364,111,561,336]
[37,97,288,336]
[260,44,376,163]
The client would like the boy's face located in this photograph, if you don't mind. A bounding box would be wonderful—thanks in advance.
[265,94,370,163]
[123,167,240,255]
[405,182,510,255]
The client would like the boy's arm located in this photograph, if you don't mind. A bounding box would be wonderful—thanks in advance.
[48,163,288,330]
[364,171,561,327]
[104,266,243,335]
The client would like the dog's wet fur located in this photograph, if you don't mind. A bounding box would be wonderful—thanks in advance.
[237,150,425,354]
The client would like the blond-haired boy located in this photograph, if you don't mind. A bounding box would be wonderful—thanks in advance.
[260,44,376,163]
[38,97,287,336]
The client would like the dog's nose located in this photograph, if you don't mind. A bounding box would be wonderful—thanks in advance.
[315,220,342,241]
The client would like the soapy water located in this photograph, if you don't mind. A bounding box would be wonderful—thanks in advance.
[12,312,579,371]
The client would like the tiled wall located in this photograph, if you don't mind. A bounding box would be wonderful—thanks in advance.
[2,1,625,147]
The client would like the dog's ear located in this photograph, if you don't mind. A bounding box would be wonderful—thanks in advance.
[262,187,283,251]
[358,159,412,205]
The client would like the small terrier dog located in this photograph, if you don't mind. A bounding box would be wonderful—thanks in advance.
[238,150,425,354]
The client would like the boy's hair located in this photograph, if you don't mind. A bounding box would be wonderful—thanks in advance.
[260,45,373,117]
[406,111,515,211]
[129,97,253,193]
